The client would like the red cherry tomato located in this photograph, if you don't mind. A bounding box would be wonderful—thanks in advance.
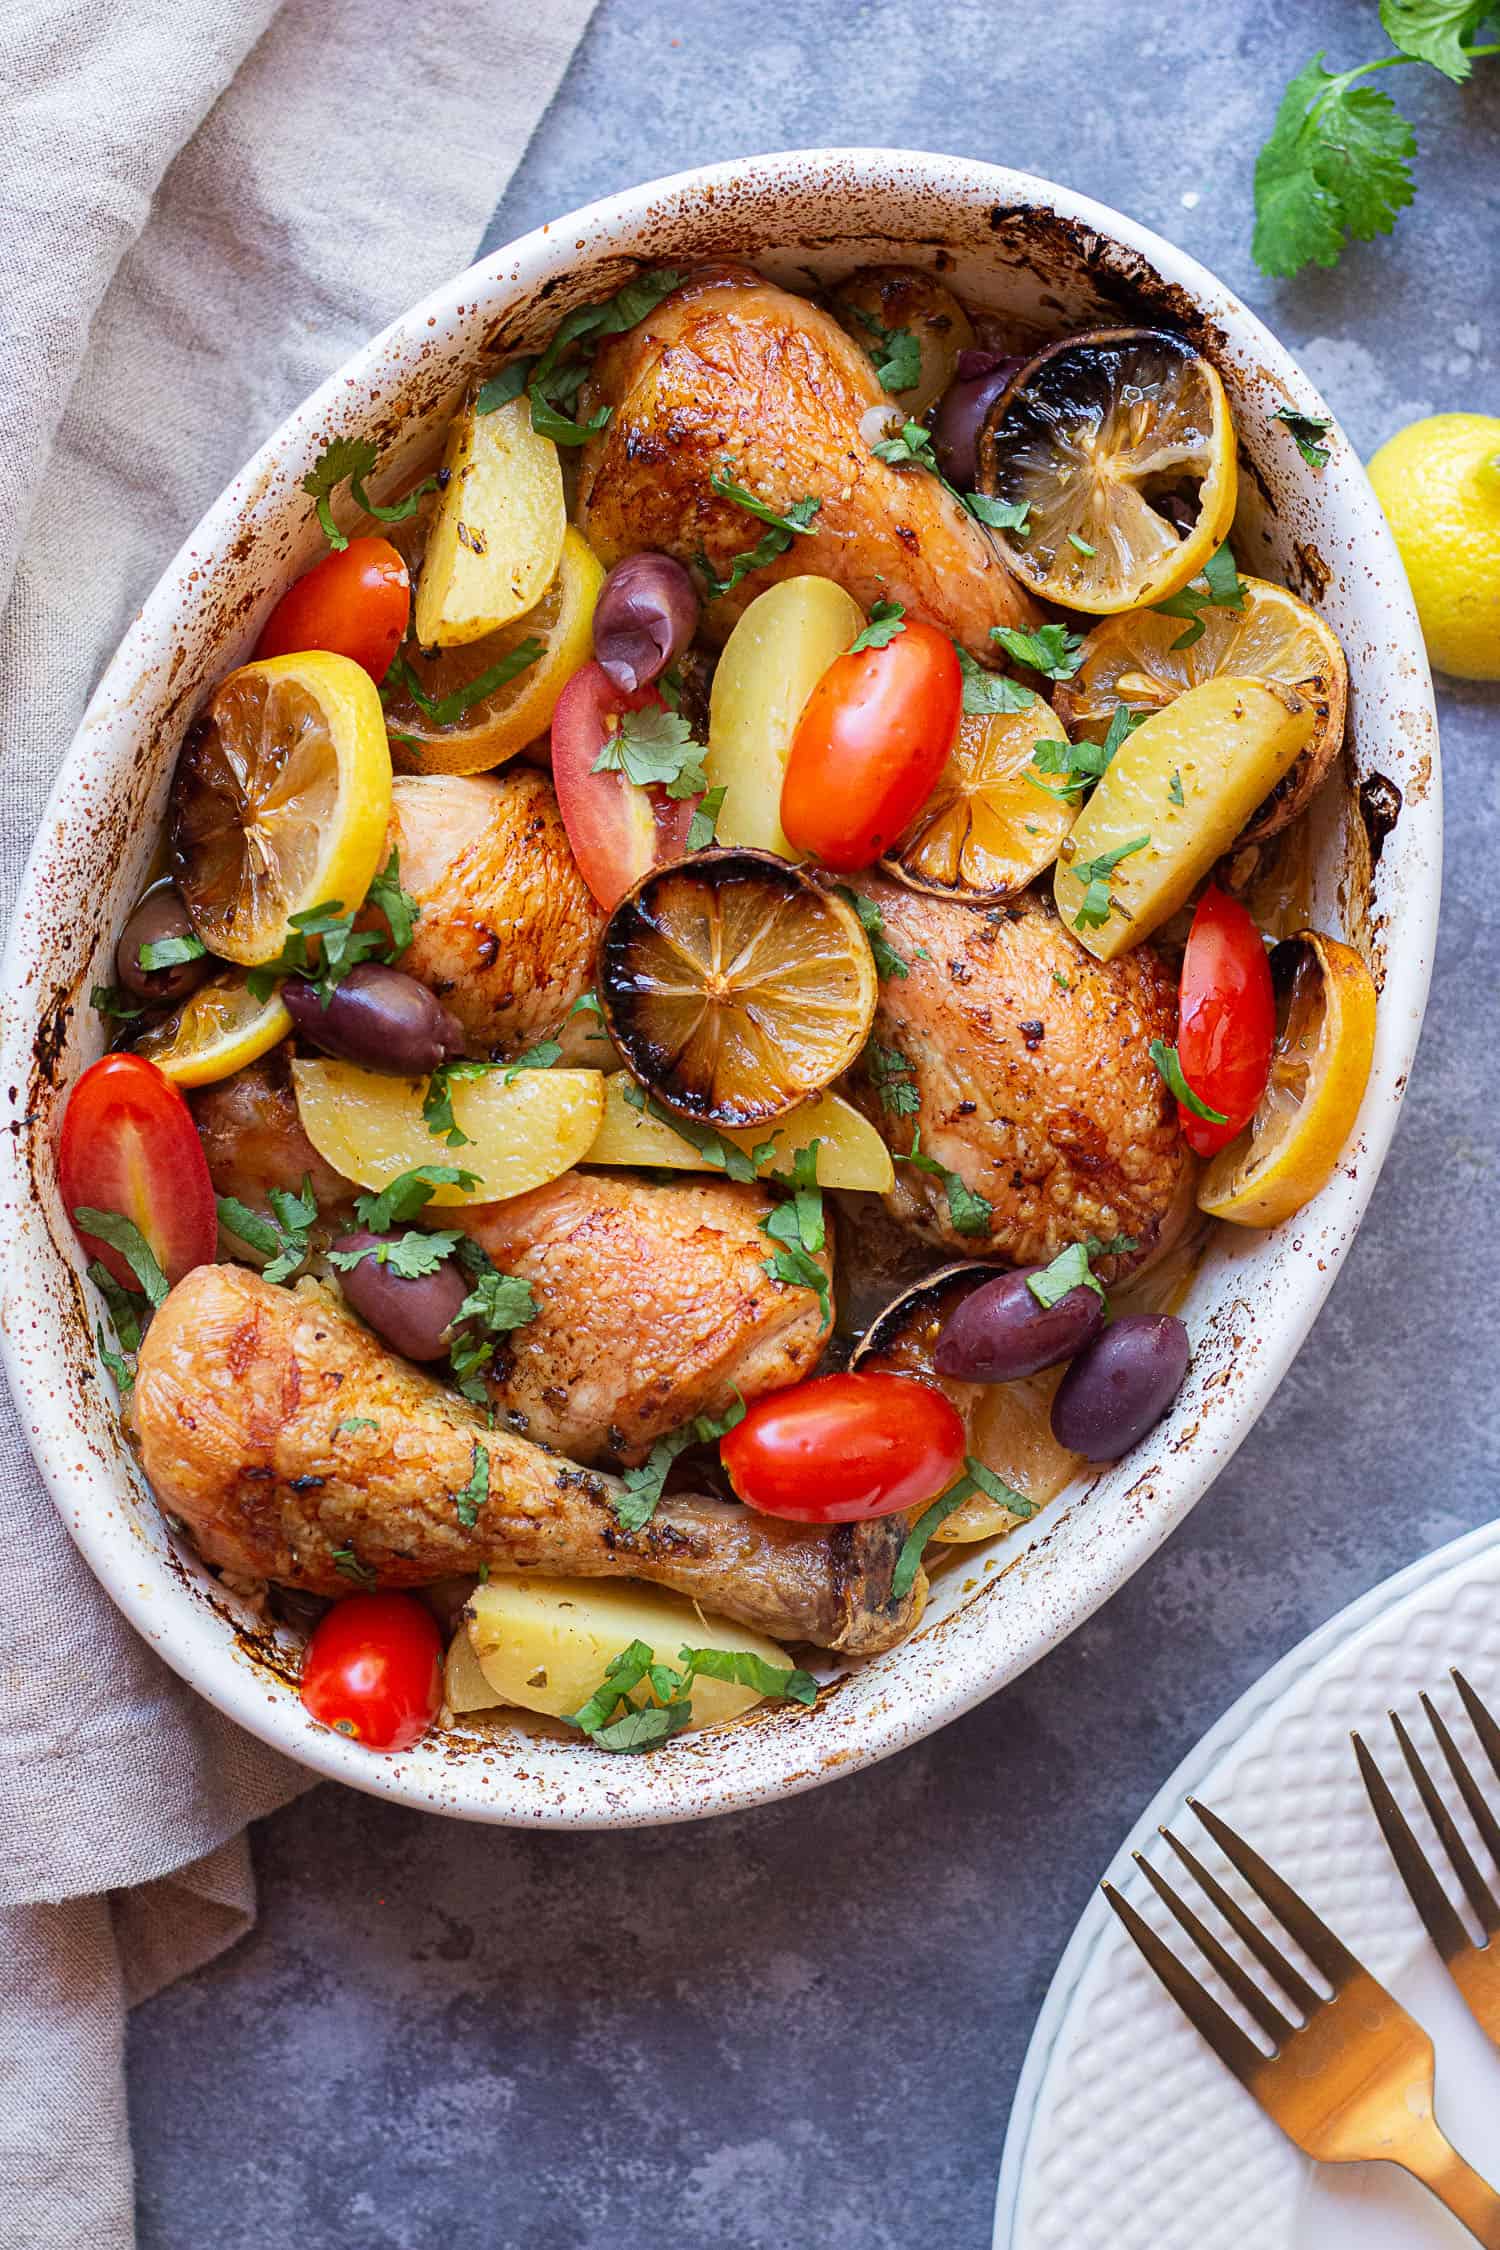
[299,1592,443,1752]
[255,536,411,680]
[721,1371,967,1523]
[59,1054,218,1292]
[549,660,694,908]
[1175,885,1276,1157]
[779,617,963,872]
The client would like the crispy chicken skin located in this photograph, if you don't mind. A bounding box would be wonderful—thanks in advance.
[190,1045,356,1235]
[577,264,1038,653]
[188,1067,829,1461]
[135,1266,919,1653]
[455,1170,832,1464]
[384,770,604,1057]
[850,882,1187,1268]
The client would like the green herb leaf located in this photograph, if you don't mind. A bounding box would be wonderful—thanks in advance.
[243,856,417,1006]
[896,1129,993,1238]
[762,1241,833,1330]
[328,1227,462,1280]
[838,887,909,980]
[331,1545,378,1586]
[136,932,207,973]
[990,622,1086,680]
[679,1646,819,1705]
[687,784,728,851]
[217,1174,318,1284]
[447,1250,538,1400]
[353,1165,480,1233]
[1150,542,1248,650]
[702,465,822,596]
[475,360,532,414]
[365,848,420,954]
[564,1624,814,1751]
[1068,532,1098,556]
[1149,1038,1230,1124]
[338,1417,379,1434]
[963,494,1031,532]
[96,1323,135,1396]
[591,703,708,798]
[72,1210,169,1308]
[1068,834,1151,931]
[420,1059,494,1148]
[1381,0,1496,78]
[1272,404,1335,467]
[527,391,612,447]
[302,435,434,551]
[865,1040,920,1118]
[385,638,543,731]
[1252,52,1418,278]
[87,1261,144,1354]
[1168,768,1185,806]
[954,646,1039,717]
[504,1039,562,1084]
[614,1393,747,1532]
[1028,1242,1100,1310]
[453,1439,490,1528]
[90,983,147,1021]
[850,600,907,654]
[891,1452,1039,1600]
[846,304,923,394]
[871,418,941,474]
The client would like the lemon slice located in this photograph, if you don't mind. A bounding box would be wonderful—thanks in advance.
[599,850,879,1127]
[383,528,604,775]
[1055,576,1348,843]
[586,1075,895,1191]
[170,652,392,967]
[976,328,1237,614]
[134,973,292,1088]
[1198,930,1376,1227]
[881,696,1074,900]
[291,1057,604,1205]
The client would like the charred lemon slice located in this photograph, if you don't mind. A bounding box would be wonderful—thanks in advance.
[170,652,392,967]
[134,973,292,1088]
[1055,576,1348,844]
[976,329,1236,614]
[383,527,603,775]
[599,850,879,1127]
[881,695,1075,901]
[1198,930,1376,1227]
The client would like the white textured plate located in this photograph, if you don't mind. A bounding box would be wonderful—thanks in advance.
[0,149,1441,1825]
[996,1522,1500,2248]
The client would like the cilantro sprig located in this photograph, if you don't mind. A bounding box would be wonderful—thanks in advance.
[760,1142,831,1332]
[591,704,708,798]
[1252,11,1500,278]
[1027,1232,1139,1312]
[565,1635,817,1753]
[447,1241,538,1403]
[302,437,436,552]
[217,1177,319,1284]
[700,464,822,597]
[1031,707,1145,801]
[353,1165,480,1233]
[954,647,1038,718]
[614,1394,747,1534]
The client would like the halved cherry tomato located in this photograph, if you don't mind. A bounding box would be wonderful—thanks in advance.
[299,1592,443,1752]
[1175,885,1276,1157]
[549,660,694,909]
[59,1054,218,1292]
[255,536,411,681]
[721,1370,967,1523]
[779,616,963,872]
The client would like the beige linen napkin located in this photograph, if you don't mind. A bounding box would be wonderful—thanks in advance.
[0,1,596,2241]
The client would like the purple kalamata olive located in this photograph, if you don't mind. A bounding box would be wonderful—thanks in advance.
[1050,1315,1191,1461]
[331,1229,470,1363]
[933,1266,1105,1384]
[592,552,700,693]
[115,885,216,1005]
[283,964,466,1074]
[930,350,1024,491]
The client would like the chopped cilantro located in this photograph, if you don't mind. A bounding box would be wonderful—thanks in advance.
[1272,404,1334,466]
[216,1176,319,1283]
[963,493,1031,533]
[72,1210,169,1308]
[687,784,727,851]
[892,1454,1037,1598]
[384,639,543,730]
[896,1129,993,1237]
[846,304,923,393]
[1169,768,1185,806]
[453,1439,490,1528]
[954,646,1038,717]
[504,1039,562,1084]
[331,1546,378,1587]
[591,703,708,798]
[1068,835,1151,931]
[838,887,909,980]
[871,418,942,475]
[353,1165,479,1233]
[990,622,1086,680]
[90,983,147,1021]
[701,464,821,596]
[245,848,417,1005]
[447,1244,538,1401]
[564,1631,816,1751]
[1149,1038,1230,1124]
[1068,532,1098,556]
[338,1417,379,1434]
[1151,542,1247,650]
[614,1393,747,1532]
[136,932,207,973]
[865,1041,920,1117]
[328,1228,462,1280]
[302,436,435,552]
[850,600,907,653]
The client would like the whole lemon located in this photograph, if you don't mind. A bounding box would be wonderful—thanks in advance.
[1367,414,1500,681]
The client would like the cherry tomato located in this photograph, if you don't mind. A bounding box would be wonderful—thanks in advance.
[59,1054,218,1292]
[721,1371,967,1523]
[549,660,694,908]
[255,536,411,680]
[1176,885,1276,1157]
[299,1592,443,1752]
[779,616,963,872]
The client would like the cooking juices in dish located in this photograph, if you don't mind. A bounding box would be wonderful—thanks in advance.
[65,261,1378,1757]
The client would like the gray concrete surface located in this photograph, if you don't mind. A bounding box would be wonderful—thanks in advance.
[127,4,1500,2244]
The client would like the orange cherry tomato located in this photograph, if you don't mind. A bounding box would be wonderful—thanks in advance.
[255,536,411,680]
[779,616,963,872]
[721,1371,967,1523]
[549,661,694,909]
[1176,886,1276,1157]
[59,1053,218,1292]
[299,1592,443,1752]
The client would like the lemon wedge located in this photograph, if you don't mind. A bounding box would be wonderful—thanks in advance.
[134,974,292,1088]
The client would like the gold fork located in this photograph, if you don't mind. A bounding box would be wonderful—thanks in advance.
[1103,1797,1500,2244]
[1355,1666,1500,2046]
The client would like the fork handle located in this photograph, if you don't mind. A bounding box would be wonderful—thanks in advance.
[1401,2121,1500,2247]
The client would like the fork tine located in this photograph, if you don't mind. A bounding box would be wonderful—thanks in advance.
[1160,1826,1320,2019]
[1102,1880,1265,2084]
[1425,1690,1500,1887]
[1453,1669,1500,1790]
[1188,1797,1357,1992]
[1397,1705,1500,1937]
[1136,1846,1296,2043]
[1354,1729,1472,1963]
